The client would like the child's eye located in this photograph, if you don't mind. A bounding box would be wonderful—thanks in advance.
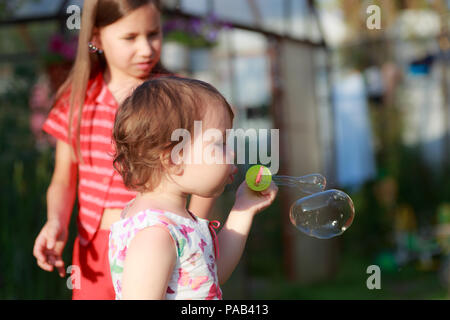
[213,141,226,148]
[147,31,160,39]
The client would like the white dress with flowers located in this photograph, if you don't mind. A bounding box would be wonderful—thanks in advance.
[108,207,222,300]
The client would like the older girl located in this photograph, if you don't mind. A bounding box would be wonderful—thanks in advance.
[32,0,214,299]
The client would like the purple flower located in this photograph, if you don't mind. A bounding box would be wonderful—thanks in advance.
[29,81,51,110]
[49,34,64,53]
[189,18,203,35]
[48,34,78,61]
[163,16,232,47]
[60,42,77,61]
[163,18,186,34]
[206,30,218,43]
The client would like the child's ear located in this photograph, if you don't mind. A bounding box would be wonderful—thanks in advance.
[90,27,103,51]
[160,149,184,176]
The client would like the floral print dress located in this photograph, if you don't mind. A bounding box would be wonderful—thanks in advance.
[108,207,222,300]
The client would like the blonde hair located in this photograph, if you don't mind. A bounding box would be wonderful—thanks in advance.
[54,0,166,161]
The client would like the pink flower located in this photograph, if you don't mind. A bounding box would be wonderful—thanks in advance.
[49,34,64,53]
[29,82,51,110]
[61,42,77,61]
[30,112,46,136]
[48,33,78,61]
[118,247,127,261]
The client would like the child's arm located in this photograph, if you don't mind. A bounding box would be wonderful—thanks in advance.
[216,182,278,284]
[47,140,77,228]
[189,195,217,219]
[121,227,177,299]
[33,140,77,277]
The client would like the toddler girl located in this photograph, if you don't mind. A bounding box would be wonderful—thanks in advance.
[109,76,278,299]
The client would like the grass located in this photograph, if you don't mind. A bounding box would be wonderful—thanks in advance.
[242,253,449,300]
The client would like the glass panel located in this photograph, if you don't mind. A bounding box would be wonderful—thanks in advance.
[11,0,62,18]
[314,0,348,47]
[207,29,234,104]
[234,54,270,107]
[213,0,254,27]
[290,0,312,39]
[66,0,84,8]
[163,0,180,9]
[254,0,285,34]
[232,28,267,53]
[231,30,270,108]
[181,0,209,15]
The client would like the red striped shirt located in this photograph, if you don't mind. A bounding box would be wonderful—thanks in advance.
[43,72,140,246]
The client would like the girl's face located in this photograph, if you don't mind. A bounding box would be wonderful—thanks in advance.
[176,105,237,198]
[94,3,162,81]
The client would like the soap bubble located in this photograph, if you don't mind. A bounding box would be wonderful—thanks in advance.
[289,189,355,239]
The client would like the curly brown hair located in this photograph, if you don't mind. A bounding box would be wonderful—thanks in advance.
[113,76,234,192]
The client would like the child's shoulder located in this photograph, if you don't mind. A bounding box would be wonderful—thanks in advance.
[52,72,102,110]
[112,208,179,233]
[110,209,188,258]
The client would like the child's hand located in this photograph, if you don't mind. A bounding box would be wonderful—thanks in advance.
[33,220,68,278]
[232,181,278,215]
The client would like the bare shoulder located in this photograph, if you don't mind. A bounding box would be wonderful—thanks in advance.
[122,226,177,299]
[127,226,176,257]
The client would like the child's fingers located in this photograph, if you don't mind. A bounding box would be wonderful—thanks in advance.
[33,242,46,262]
[54,257,64,268]
[46,228,58,250]
[48,254,55,265]
[37,258,54,272]
[39,252,65,276]
[57,267,66,278]
[265,184,278,200]
[54,258,66,278]
[33,235,48,262]
[260,182,278,198]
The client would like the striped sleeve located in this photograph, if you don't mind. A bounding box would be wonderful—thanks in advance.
[42,94,71,144]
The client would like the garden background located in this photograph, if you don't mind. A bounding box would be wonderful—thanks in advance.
[0,0,449,299]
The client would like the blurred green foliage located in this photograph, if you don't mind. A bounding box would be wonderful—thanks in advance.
[0,61,77,299]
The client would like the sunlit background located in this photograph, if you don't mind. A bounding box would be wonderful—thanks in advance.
[0,0,449,299]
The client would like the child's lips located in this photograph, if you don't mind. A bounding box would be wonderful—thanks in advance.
[228,166,238,183]
[136,61,152,71]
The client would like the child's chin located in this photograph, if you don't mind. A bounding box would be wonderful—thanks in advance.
[203,187,226,198]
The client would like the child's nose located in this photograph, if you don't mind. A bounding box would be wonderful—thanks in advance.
[137,37,152,57]
[227,148,236,160]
